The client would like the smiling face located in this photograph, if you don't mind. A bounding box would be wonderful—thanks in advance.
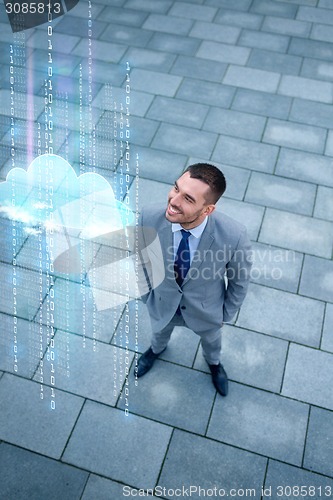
[165,172,216,229]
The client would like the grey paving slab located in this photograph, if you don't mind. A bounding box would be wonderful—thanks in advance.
[171,55,227,82]
[262,16,311,37]
[119,361,215,433]
[100,23,153,48]
[54,16,107,39]
[319,0,333,8]
[276,148,333,188]
[245,171,316,215]
[194,324,288,393]
[169,2,217,21]
[197,41,251,65]
[297,5,333,25]
[232,88,292,119]
[189,21,241,44]
[289,37,333,62]
[203,107,266,141]
[176,79,235,108]
[239,29,290,53]
[73,60,126,88]
[212,135,278,173]
[325,129,333,157]
[247,49,301,76]
[0,443,88,500]
[35,331,133,406]
[208,383,309,465]
[301,57,333,82]
[282,344,333,410]
[0,262,48,321]
[259,208,333,258]
[82,475,154,500]
[304,407,333,478]
[265,460,333,498]
[152,123,217,158]
[93,85,154,118]
[223,65,280,92]
[2,123,67,155]
[216,198,264,241]
[26,30,80,54]
[66,0,105,18]
[0,66,43,94]
[27,49,82,77]
[147,32,200,56]
[322,303,333,353]
[0,90,44,121]
[188,157,250,201]
[63,401,172,488]
[0,217,27,264]
[0,313,42,379]
[251,0,298,17]
[278,75,333,103]
[147,96,209,129]
[72,39,127,63]
[215,9,263,29]
[125,0,172,13]
[96,5,149,26]
[130,68,182,96]
[249,242,303,293]
[122,47,176,72]
[311,23,333,44]
[0,373,83,459]
[290,98,333,129]
[283,0,318,5]
[142,14,193,36]
[159,429,266,500]
[237,283,325,347]
[263,118,326,154]
[98,114,159,147]
[299,255,333,303]
[134,146,186,183]
[206,0,252,10]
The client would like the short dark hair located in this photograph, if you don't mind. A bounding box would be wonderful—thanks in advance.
[183,163,226,203]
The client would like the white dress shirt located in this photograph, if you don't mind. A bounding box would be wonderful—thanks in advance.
[171,217,208,264]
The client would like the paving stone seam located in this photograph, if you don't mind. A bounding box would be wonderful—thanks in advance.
[279,340,291,395]
[59,398,89,462]
[154,427,175,489]
[301,405,314,470]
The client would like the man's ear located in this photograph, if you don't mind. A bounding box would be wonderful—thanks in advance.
[204,204,216,216]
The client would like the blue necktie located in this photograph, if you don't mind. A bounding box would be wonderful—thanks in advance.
[174,229,191,287]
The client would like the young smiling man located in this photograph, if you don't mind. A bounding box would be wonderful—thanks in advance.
[136,163,252,396]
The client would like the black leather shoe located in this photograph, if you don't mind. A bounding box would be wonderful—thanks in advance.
[135,347,166,378]
[209,363,228,396]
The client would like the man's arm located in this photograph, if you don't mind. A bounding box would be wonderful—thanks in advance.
[223,228,252,323]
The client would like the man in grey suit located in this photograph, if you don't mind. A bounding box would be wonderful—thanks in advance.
[136,163,252,396]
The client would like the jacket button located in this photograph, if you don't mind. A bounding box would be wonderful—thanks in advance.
[181,306,186,310]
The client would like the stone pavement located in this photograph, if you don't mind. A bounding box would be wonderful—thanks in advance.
[0,0,333,498]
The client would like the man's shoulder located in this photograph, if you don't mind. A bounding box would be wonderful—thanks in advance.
[140,204,167,227]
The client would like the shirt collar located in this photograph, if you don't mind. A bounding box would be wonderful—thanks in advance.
[171,216,208,238]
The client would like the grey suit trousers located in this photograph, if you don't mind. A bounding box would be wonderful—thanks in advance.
[151,312,222,365]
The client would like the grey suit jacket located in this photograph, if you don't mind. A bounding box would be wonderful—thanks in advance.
[138,204,252,333]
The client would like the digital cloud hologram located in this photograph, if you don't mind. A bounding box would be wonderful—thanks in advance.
[0,154,164,310]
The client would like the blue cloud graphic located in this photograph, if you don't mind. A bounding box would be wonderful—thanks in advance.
[0,154,134,235]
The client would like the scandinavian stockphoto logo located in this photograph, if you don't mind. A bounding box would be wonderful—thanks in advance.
[5,0,80,32]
